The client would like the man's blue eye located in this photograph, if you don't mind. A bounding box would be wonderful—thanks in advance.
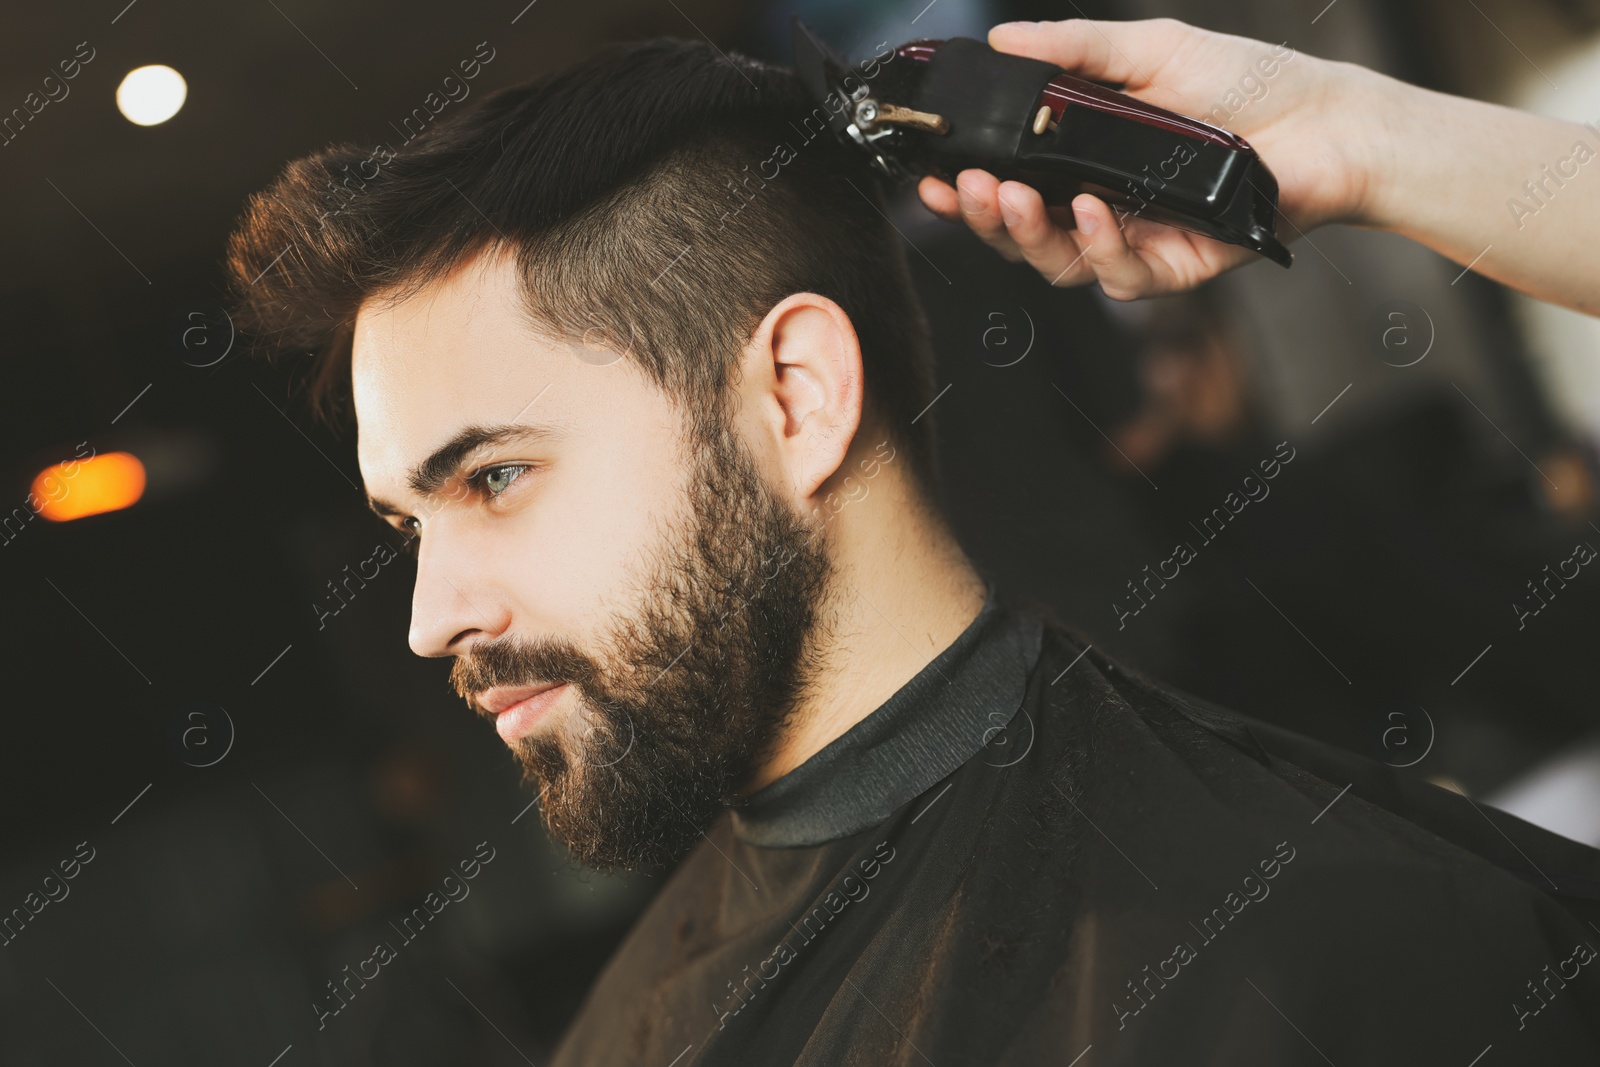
[479,464,527,497]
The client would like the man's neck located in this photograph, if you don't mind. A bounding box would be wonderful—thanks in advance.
[739,476,989,796]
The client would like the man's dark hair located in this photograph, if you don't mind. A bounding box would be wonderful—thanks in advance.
[224,36,943,501]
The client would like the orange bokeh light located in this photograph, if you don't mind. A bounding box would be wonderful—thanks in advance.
[33,452,146,522]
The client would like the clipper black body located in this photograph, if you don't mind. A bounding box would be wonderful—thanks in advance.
[792,18,1293,267]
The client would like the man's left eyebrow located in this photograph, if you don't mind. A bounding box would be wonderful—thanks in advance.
[366,423,564,517]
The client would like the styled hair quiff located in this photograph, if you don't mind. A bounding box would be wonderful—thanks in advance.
[224,35,942,498]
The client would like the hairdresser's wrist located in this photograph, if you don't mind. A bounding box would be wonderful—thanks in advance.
[1324,62,1459,236]
[1306,59,1414,232]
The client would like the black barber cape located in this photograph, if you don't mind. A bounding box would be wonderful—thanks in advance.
[549,586,1600,1065]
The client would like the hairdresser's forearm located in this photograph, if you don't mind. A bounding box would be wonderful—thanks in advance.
[1348,65,1600,315]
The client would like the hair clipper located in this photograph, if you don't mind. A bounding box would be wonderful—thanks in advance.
[792,18,1293,267]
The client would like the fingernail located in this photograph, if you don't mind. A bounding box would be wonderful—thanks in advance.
[1074,203,1098,235]
[998,197,1019,226]
[958,183,982,213]
[994,20,1039,31]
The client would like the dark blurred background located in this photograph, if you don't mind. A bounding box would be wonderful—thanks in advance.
[3,0,1598,1061]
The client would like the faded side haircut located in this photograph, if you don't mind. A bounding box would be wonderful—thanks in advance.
[224,35,943,501]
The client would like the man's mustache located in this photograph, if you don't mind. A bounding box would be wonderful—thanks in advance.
[449,636,598,718]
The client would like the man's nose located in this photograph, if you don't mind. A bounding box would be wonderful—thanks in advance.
[407,524,507,657]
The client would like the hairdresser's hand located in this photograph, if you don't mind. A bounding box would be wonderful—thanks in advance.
[918,18,1382,299]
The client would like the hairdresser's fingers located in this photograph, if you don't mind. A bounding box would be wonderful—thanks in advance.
[918,174,1024,260]
[988,17,1190,90]
[924,173,1258,296]
[917,175,962,222]
[951,169,1027,262]
[993,181,1095,285]
[1078,197,1257,297]
[1063,195,1158,298]
[916,175,1005,233]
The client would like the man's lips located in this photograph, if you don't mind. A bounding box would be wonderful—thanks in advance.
[477,682,571,743]
[477,682,563,716]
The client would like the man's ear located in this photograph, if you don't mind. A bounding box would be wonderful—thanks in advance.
[737,292,864,504]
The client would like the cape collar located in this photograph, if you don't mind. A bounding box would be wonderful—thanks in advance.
[730,583,1045,848]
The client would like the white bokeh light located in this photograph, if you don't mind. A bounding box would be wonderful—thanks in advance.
[116,65,187,126]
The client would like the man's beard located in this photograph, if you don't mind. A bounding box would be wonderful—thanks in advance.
[450,414,834,872]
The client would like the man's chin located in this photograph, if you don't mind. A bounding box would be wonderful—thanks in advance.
[512,736,731,873]
[530,789,725,875]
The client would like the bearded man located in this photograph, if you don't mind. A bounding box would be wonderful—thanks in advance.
[226,27,1600,1067]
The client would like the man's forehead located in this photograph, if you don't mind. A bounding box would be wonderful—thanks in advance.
[351,249,526,389]
[348,261,686,510]
[351,252,568,468]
